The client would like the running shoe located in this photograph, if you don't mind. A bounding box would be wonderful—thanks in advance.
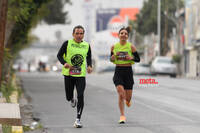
[126,100,131,107]
[71,98,77,108]
[119,115,126,124]
[74,118,83,128]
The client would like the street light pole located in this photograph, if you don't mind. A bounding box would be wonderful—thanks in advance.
[157,0,161,56]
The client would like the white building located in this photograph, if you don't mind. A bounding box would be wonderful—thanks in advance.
[184,0,200,77]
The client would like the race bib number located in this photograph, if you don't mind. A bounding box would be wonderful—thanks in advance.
[69,66,81,75]
[116,52,128,60]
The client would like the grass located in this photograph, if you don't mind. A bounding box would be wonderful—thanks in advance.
[2,125,12,133]
[23,122,43,132]
[0,73,22,103]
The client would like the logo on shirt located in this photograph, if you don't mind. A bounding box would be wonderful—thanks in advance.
[71,43,87,49]
[71,54,84,67]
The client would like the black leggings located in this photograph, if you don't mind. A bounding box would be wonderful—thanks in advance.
[64,76,86,119]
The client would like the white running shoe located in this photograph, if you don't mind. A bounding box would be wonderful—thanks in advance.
[74,119,83,128]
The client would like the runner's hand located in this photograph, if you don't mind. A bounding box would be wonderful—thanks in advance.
[87,66,92,74]
[126,55,133,60]
[110,55,115,62]
[64,63,71,68]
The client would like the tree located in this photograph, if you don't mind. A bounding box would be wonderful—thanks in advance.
[5,0,71,54]
[0,0,73,98]
[6,0,50,53]
[0,0,50,86]
[43,0,71,25]
[0,0,8,84]
[135,0,184,55]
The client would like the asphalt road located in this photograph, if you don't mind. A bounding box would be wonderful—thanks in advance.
[18,72,200,133]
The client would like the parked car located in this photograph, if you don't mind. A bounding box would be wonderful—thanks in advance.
[150,56,177,77]
[133,63,150,75]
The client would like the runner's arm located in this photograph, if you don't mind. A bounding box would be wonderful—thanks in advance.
[131,45,140,62]
[57,41,68,65]
[110,45,115,62]
[86,45,92,67]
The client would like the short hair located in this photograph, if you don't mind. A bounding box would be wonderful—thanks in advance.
[73,25,85,34]
[118,26,131,36]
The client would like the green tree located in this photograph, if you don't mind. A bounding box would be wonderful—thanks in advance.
[135,0,184,55]
[1,0,49,92]
[6,0,49,53]
[43,0,71,24]
[1,0,72,99]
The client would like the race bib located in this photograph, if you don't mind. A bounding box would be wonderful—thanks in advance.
[69,66,81,75]
[116,52,128,60]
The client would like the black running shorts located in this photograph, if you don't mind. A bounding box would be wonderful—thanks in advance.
[113,66,134,90]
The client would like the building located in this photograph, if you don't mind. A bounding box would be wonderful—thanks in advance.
[184,0,200,77]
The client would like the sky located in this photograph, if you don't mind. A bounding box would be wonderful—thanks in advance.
[31,0,144,43]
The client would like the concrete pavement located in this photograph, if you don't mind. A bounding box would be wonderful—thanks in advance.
[18,72,200,133]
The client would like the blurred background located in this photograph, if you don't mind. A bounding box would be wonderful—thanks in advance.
[1,1,200,132]
[1,0,200,79]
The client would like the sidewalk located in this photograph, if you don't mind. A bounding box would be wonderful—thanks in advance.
[178,75,200,80]
[0,91,23,133]
[0,103,21,125]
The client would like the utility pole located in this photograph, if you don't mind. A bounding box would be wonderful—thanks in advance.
[157,0,161,56]
[0,0,8,84]
[176,0,182,76]
[163,1,169,56]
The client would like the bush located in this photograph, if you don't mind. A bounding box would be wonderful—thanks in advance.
[172,54,182,63]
